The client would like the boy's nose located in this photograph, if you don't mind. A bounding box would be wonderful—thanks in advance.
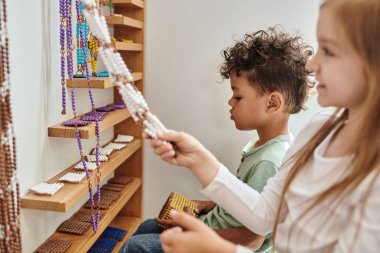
[228,98,234,107]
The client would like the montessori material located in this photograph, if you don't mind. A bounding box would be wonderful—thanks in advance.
[157,192,198,229]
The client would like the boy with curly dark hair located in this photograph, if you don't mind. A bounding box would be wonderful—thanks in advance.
[120,26,314,253]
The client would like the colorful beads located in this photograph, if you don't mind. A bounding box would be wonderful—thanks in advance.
[109,0,114,15]
[72,0,102,233]
[121,39,134,43]
[88,36,99,74]
[94,71,109,77]
[72,71,109,78]
[73,73,86,78]
[76,48,88,65]
[76,23,88,41]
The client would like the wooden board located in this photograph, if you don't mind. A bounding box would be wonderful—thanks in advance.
[106,0,144,8]
[112,41,143,51]
[106,15,143,29]
[21,140,141,212]
[66,72,143,89]
[48,108,131,139]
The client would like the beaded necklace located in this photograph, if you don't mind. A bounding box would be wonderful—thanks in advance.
[0,0,22,251]
[60,0,101,232]
[82,0,168,138]
[73,0,102,232]
[59,0,68,114]
[75,3,88,75]
[109,0,114,15]
[88,35,99,75]
[88,0,99,75]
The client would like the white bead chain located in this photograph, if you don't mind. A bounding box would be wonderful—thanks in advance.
[81,0,167,138]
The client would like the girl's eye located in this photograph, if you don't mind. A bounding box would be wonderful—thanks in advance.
[321,47,334,57]
[234,96,241,101]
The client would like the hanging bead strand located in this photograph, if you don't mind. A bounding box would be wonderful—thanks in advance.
[59,0,67,114]
[73,0,102,232]
[61,0,101,232]
[0,0,22,251]
[82,0,169,139]
[65,0,74,83]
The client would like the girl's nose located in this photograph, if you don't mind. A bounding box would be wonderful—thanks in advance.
[306,54,319,74]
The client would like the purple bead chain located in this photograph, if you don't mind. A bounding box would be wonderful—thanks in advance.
[59,0,66,114]
[59,0,99,232]
[74,0,101,232]
[66,0,77,114]
[75,0,100,167]
[76,1,101,171]
[66,0,73,79]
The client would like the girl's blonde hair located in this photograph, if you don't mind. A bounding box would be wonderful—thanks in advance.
[273,0,380,249]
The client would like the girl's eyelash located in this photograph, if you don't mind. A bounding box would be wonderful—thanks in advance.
[322,47,334,56]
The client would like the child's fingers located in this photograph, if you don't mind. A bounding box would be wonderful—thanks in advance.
[150,138,164,148]
[160,150,176,159]
[157,130,185,143]
[152,142,174,156]
[142,132,150,139]
[160,226,183,252]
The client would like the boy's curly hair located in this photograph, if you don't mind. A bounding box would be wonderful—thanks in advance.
[220,26,315,114]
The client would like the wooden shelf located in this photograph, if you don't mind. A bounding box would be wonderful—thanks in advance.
[106,15,143,29]
[112,41,143,51]
[66,72,143,89]
[21,140,142,212]
[66,77,113,89]
[35,178,141,253]
[105,0,144,8]
[33,1,145,251]
[48,108,131,139]
[110,216,141,252]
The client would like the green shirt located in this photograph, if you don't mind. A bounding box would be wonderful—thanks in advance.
[199,135,292,252]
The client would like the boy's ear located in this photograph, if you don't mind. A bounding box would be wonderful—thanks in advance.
[266,92,283,113]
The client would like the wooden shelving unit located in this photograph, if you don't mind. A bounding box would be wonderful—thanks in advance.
[112,41,143,51]
[40,178,142,253]
[26,0,145,252]
[66,72,143,89]
[106,15,143,29]
[106,0,144,8]
[48,108,131,139]
[21,139,141,212]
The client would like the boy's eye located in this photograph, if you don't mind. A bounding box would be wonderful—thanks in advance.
[234,96,241,100]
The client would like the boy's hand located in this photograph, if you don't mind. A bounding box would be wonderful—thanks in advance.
[155,217,178,228]
[160,210,236,253]
[192,200,217,214]
[145,130,221,188]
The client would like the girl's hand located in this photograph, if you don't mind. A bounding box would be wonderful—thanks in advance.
[160,210,236,253]
[147,130,220,187]
[155,207,194,228]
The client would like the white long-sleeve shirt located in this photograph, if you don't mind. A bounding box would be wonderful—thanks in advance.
[201,113,380,253]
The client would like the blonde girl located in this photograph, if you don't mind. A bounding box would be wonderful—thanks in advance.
[148,0,380,252]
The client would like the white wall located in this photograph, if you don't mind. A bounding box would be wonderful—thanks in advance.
[7,0,321,251]
[143,0,322,218]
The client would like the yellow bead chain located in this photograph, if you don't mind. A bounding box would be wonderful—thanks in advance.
[88,35,99,74]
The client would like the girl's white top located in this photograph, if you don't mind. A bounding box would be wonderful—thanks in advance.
[201,112,380,253]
